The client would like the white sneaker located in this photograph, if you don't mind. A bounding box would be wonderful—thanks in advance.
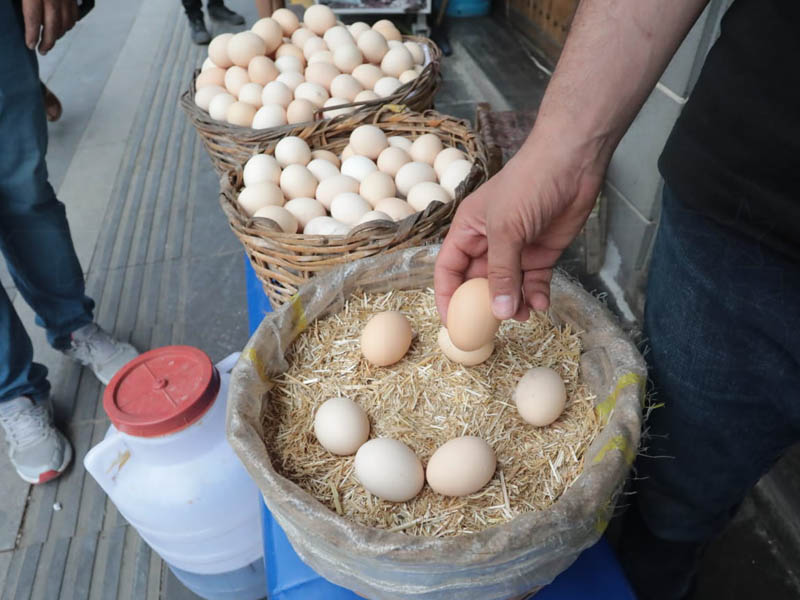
[63,323,140,385]
[0,397,73,484]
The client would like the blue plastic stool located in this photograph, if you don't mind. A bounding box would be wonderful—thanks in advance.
[244,256,636,600]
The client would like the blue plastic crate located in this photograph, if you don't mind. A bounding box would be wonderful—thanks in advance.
[244,255,636,600]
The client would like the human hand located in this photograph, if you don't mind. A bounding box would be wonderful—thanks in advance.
[434,137,605,324]
[22,0,78,55]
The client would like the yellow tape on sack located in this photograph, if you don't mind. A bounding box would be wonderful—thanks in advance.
[290,293,308,337]
[595,372,645,425]
[245,347,269,384]
[592,434,636,467]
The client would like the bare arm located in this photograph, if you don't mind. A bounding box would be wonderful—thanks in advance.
[435,0,710,323]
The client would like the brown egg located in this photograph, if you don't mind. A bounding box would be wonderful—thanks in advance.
[305,62,341,90]
[380,46,413,78]
[248,56,279,85]
[196,67,226,88]
[227,32,267,68]
[251,18,283,54]
[376,146,411,177]
[359,171,396,207]
[354,90,379,103]
[372,19,402,42]
[226,101,257,127]
[224,66,250,97]
[446,278,500,351]
[333,44,363,74]
[357,30,389,64]
[253,205,298,233]
[374,197,415,221]
[360,311,413,366]
[272,8,300,36]
[426,436,496,497]
[310,149,341,168]
[330,74,363,102]
[352,64,384,89]
[275,44,306,66]
[208,33,234,68]
[437,327,493,366]
[303,4,336,35]
[286,98,316,124]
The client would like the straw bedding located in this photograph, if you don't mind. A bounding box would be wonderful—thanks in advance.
[262,288,600,537]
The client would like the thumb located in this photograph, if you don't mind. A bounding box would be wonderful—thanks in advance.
[486,215,524,320]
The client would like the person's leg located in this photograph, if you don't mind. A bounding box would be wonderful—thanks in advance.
[183,0,212,44]
[207,0,246,25]
[0,4,138,387]
[0,4,94,351]
[618,187,800,599]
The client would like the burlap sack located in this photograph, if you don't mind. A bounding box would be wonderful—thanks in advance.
[227,245,645,600]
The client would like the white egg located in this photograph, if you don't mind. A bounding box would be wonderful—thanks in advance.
[410,133,443,165]
[341,155,378,182]
[376,146,411,177]
[314,397,370,455]
[351,64,384,90]
[330,74,363,102]
[276,71,305,91]
[395,161,436,197]
[208,92,236,121]
[238,82,264,107]
[224,66,250,97]
[274,136,311,167]
[262,80,293,108]
[380,46,413,78]
[196,67,226,88]
[398,70,417,84]
[243,153,281,187]
[208,33,234,69]
[323,25,355,51]
[433,147,466,179]
[440,159,473,199]
[359,171,396,207]
[349,125,388,159]
[406,181,450,211]
[194,85,226,111]
[252,104,287,129]
[315,174,360,209]
[294,81,330,108]
[280,164,318,199]
[341,144,355,160]
[354,90,379,103]
[333,44,363,74]
[514,367,567,426]
[304,215,350,235]
[201,57,217,71]
[373,76,401,98]
[322,97,352,118]
[238,182,285,216]
[404,41,425,65]
[286,98,316,124]
[272,8,300,36]
[354,438,424,502]
[331,192,371,225]
[355,210,392,225]
[253,205,298,233]
[307,50,335,65]
[306,158,340,181]
[348,21,371,40]
[375,197,416,221]
[310,149,341,168]
[387,136,413,151]
[284,197,327,229]
[302,36,328,59]
[275,55,304,74]
[291,26,316,49]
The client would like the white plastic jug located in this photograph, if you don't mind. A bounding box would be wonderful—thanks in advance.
[84,347,264,600]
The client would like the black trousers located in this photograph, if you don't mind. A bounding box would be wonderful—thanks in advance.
[182,0,223,18]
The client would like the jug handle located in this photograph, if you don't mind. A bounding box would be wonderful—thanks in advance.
[83,432,132,495]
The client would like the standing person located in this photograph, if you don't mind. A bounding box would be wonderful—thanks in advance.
[434,1,800,599]
[183,0,245,45]
[0,0,139,485]
[255,0,285,19]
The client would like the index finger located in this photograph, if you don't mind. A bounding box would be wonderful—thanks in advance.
[38,0,61,54]
[22,0,43,50]
[434,227,487,326]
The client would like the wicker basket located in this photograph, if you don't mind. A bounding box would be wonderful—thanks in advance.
[219,108,490,308]
[181,36,442,174]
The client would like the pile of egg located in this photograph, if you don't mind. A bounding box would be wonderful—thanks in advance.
[312,281,568,505]
[193,5,427,129]
[238,124,473,235]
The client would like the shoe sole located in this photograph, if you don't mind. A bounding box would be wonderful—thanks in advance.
[16,438,74,485]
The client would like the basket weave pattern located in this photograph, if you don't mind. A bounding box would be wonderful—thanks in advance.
[219,109,490,307]
[181,36,442,174]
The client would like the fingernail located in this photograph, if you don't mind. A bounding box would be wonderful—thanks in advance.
[492,295,514,320]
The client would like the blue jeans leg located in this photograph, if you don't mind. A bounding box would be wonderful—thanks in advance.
[0,3,95,401]
[618,187,800,599]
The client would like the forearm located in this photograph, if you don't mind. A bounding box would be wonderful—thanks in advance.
[523,0,709,175]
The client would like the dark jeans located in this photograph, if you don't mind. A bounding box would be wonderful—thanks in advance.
[182,0,225,19]
[618,186,800,599]
[0,3,94,402]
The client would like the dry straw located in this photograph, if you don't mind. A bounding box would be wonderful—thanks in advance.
[220,108,490,308]
[180,36,442,174]
[263,288,600,538]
